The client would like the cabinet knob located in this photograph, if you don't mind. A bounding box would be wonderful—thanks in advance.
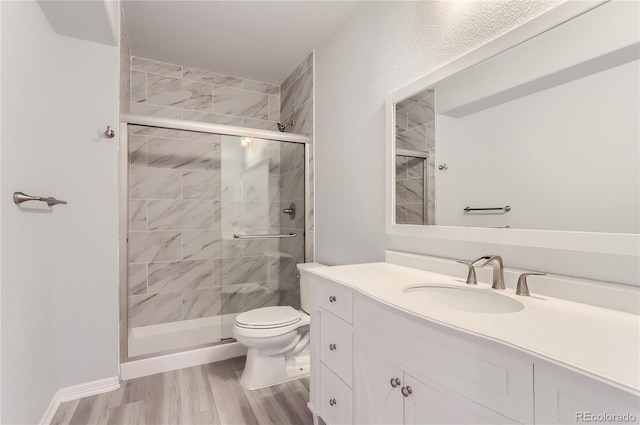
[329,398,337,406]
[329,295,337,303]
[390,378,401,388]
[401,386,413,397]
[329,343,337,351]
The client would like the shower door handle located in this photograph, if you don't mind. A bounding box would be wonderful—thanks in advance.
[233,233,296,239]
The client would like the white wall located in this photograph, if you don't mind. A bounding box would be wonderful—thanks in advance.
[437,59,640,233]
[314,1,640,286]
[1,2,119,423]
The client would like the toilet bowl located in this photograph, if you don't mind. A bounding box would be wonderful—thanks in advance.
[233,262,325,390]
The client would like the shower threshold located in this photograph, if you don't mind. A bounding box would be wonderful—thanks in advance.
[128,313,238,357]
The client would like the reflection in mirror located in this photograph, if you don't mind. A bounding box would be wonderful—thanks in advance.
[395,88,435,225]
[393,1,639,234]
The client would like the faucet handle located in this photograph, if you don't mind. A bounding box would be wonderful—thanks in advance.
[516,272,546,296]
[456,260,478,285]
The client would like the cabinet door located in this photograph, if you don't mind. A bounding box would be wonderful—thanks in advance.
[354,295,534,423]
[354,337,404,425]
[403,374,517,425]
[535,361,640,424]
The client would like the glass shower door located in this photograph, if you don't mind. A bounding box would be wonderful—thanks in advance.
[126,125,224,358]
[219,136,306,339]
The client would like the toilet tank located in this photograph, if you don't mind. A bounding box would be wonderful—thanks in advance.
[297,262,326,314]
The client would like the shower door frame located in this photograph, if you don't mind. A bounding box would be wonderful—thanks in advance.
[117,114,312,366]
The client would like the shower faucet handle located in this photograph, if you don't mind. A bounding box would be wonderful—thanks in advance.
[282,202,296,219]
[456,260,477,285]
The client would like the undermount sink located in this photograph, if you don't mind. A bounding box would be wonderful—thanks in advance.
[403,284,524,314]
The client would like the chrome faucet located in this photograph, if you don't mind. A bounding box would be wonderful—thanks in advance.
[471,255,505,290]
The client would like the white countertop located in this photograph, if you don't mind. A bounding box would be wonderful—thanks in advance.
[308,262,640,394]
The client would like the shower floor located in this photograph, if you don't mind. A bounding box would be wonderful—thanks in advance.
[128,314,238,357]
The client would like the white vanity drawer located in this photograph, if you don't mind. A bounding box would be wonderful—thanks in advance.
[321,310,353,387]
[320,278,353,323]
[321,364,353,425]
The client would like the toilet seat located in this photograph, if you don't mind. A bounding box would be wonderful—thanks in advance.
[234,308,310,339]
[235,306,303,329]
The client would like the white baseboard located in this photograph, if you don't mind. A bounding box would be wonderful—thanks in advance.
[39,376,120,425]
[39,343,247,424]
[120,341,247,380]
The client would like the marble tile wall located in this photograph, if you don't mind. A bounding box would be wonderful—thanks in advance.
[395,88,436,225]
[277,142,306,309]
[128,125,223,328]
[280,52,314,263]
[127,127,306,332]
[129,56,281,132]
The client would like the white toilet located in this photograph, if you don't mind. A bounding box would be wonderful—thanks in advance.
[233,262,325,390]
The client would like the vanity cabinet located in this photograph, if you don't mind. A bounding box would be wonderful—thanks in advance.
[352,294,532,425]
[308,272,639,425]
[534,362,640,424]
[354,337,515,425]
[314,277,355,424]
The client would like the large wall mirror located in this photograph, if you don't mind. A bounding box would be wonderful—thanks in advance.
[389,0,639,247]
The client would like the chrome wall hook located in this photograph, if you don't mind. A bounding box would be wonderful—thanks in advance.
[438,163,448,171]
[105,126,115,138]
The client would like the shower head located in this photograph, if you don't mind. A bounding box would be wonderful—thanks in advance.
[277,121,294,132]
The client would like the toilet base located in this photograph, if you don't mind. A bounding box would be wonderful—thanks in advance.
[240,349,310,390]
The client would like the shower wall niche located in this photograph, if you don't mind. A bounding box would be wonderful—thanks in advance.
[126,124,305,358]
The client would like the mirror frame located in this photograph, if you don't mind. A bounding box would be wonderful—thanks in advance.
[385,0,639,257]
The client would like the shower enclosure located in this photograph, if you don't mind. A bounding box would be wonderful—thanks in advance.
[395,87,436,225]
[119,116,308,361]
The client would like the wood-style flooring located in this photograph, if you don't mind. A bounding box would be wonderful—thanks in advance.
[51,357,313,425]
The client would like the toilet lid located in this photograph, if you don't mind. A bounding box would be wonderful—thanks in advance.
[235,306,301,328]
